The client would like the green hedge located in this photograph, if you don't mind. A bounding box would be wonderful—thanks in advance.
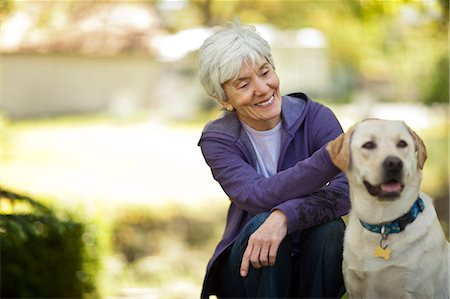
[0,189,98,298]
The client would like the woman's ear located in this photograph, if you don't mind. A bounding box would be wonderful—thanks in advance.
[217,98,233,112]
[225,105,234,112]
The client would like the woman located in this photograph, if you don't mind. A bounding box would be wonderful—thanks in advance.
[198,20,350,298]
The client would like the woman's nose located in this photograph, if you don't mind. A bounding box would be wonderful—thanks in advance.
[253,77,270,95]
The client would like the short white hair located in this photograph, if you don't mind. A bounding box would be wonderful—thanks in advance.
[198,19,275,102]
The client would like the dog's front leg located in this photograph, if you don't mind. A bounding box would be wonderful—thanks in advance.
[343,265,367,299]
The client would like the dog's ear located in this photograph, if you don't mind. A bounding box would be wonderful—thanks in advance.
[326,126,355,172]
[404,122,427,169]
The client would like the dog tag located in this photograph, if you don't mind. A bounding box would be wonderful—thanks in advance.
[374,245,391,260]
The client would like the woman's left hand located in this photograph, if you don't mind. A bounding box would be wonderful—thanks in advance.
[240,210,288,277]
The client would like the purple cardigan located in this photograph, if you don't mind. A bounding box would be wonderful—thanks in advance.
[198,93,350,297]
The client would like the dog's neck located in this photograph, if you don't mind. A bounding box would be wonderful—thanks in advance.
[359,197,425,235]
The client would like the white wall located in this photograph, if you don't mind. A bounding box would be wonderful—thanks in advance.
[1,54,162,118]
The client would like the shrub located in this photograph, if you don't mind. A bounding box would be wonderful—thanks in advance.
[0,188,99,298]
[112,205,225,265]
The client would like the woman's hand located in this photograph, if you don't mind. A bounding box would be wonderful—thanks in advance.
[240,210,288,277]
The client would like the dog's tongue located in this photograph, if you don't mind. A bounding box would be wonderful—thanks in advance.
[381,181,402,192]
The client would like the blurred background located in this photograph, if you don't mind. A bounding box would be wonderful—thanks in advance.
[0,0,448,298]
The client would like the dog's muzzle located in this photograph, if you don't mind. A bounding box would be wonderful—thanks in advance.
[364,156,404,200]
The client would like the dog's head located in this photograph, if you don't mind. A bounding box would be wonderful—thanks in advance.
[327,119,427,202]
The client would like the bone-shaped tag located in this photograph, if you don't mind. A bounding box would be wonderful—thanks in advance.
[374,245,391,260]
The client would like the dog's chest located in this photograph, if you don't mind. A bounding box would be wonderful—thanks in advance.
[343,209,446,297]
[343,225,419,297]
[344,219,419,272]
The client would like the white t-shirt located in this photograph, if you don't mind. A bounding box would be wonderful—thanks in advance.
[241,121,282,178]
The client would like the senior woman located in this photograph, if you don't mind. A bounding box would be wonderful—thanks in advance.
[198,20,350,298]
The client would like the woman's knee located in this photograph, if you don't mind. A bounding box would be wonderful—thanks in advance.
[313,218,344,237]
[238,212,270,242]
[303,218,345,253]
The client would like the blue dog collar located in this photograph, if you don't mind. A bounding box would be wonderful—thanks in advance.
[360,197,425,235]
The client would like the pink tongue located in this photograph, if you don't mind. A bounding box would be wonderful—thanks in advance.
[381,182,401,192]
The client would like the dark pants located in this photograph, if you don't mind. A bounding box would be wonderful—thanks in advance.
[213,213,345,298]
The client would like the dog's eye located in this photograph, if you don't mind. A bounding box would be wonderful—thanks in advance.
[362,141,376,150]
[397,140,408,148]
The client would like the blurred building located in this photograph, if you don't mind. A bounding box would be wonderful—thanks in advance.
[0,2,332,120]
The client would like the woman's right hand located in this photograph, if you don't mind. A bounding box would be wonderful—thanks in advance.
[240,210,288,277]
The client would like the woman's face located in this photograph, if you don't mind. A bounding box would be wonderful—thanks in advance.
[222,58,282,131]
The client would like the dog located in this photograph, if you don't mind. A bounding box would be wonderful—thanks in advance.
[326,119,449,298]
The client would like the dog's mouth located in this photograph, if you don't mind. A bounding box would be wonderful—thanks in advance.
[363,179,404,200]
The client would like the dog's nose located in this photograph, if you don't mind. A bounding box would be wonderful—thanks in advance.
[383,156,403,172]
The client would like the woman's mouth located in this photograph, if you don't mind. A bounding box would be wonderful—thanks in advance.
[255,96,274,107]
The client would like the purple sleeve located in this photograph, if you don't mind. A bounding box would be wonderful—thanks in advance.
[272,173,349,233]
[271,104,350,232]
[199,138,340,216]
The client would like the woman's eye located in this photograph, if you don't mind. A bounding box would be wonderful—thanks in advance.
[397,140,408,148]
[362,141,376,150]
[238,83,249,89]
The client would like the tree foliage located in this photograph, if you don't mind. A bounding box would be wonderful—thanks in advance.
[170,0,448,103]
[2,0,448,103]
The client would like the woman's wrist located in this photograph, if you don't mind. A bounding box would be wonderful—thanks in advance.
[269,209,288,229]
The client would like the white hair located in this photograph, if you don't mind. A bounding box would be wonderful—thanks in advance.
[198,19,275,102]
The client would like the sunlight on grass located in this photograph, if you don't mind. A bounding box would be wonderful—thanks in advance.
[1,117,226,208]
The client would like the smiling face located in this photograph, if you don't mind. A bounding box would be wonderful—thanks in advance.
[222,58,282,131]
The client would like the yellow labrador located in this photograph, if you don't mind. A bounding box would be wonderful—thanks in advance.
[327,119,449,298]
